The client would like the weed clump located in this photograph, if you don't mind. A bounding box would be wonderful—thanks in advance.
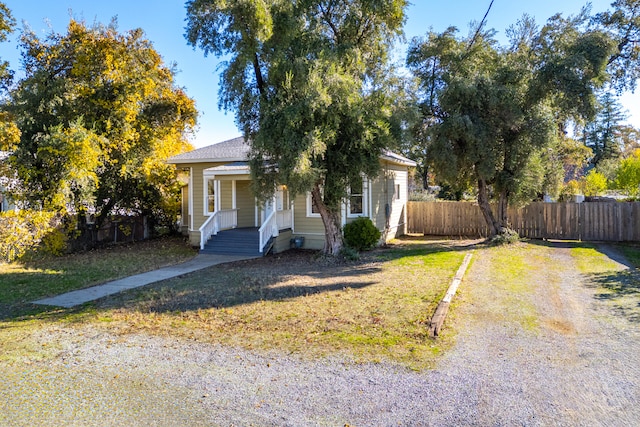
[488,228,520,246]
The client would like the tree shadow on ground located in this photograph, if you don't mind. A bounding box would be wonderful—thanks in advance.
[0,302,65,323]
[526,238,596,251]
[584,269,640,323]
[519,238,640,323]
[1,237,479,322]
[100,239,479,314]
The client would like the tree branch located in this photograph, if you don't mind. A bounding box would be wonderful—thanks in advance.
[253,52,265,96]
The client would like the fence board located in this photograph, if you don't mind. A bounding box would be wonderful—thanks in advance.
[407,201,640,242]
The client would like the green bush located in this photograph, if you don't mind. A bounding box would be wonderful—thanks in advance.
[343,217,381,252]
[0,210,68,262]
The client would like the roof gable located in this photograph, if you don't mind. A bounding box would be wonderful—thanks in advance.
[168,137,249,163]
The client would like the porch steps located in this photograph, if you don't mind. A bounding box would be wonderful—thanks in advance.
[201,227,264,257]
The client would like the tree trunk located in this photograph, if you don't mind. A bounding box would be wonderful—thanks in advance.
[477,178,500,236]
[421,165,429,190]
[311,183,344,255]
[497,189,509,232]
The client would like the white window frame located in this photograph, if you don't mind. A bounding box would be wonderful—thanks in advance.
[347,176,368,218]
[306,191,321,218]
[394,183,401,201]
[204,177,218,216]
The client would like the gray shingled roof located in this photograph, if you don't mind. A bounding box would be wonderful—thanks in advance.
[168,136,416,167]
[381,150,417,167]
[168,137,249,163]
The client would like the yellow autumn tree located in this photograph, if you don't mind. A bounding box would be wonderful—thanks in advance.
[5,19,197,228]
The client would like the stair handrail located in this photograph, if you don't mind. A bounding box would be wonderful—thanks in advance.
[276,209,292,230]
[198,212,219,250]
[258,210,279,253]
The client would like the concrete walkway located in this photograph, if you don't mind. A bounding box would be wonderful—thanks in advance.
[33,253,258,308]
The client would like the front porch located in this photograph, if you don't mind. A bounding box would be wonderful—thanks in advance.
[198,206,292,255]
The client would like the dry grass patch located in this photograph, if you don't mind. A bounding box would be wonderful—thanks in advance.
[82,238,472,370]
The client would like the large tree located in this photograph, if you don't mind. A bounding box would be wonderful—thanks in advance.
[582,92,627,166]
[185,0,407,255]
[408,11,614,236]
[595,0,640,92]
[4,19,197,226]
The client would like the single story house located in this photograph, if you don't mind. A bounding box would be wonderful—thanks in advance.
[167,137,416,255]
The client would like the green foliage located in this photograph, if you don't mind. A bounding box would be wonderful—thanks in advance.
[581,169,608,196]
[408,11,616,235]
[0,2,14,90]
[582,92,626,167]
[343,217,382,252]
[437,184,464,201]
[559,179,582,202]
[185,0,407,254]
[595,0,640,92]
[614,149,640,197]
[5,19,197,227]
[0,210,66,262]
[409,190,437,202]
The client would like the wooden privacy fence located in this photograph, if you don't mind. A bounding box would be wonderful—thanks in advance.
[407,201,640,242]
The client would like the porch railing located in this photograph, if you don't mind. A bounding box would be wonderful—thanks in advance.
[198,209,238,250]
[276,209,292,230]
[259,210,279,253]
[218,209,238,230]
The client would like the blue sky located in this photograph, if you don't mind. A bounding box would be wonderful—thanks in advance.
[0,0,636,148]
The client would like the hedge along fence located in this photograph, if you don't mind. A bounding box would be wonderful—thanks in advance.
[0,210,69,262]
[407,201,640,242]
[0,211,151,262]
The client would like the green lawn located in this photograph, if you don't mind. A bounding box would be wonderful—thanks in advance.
[0,237,197,318]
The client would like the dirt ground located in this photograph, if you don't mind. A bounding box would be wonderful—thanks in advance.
[1,240,639,426]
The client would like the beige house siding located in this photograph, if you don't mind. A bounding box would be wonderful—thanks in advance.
[290,195,325,250]
[273,229,293,253]
[368,162,409,241]
[180,185,189,233]
[189,163,208,245]
[387,168,408,240]
[219,181,233,210]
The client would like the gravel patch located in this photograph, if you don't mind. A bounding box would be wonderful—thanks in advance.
[2,243,639,426]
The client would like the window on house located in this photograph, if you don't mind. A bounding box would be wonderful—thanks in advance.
[394,184,401,200]
[348,176,365,216]
[306,191,321,217]
[207,179,215,214]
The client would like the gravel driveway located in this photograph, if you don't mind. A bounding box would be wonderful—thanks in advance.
[1,242,639,426]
